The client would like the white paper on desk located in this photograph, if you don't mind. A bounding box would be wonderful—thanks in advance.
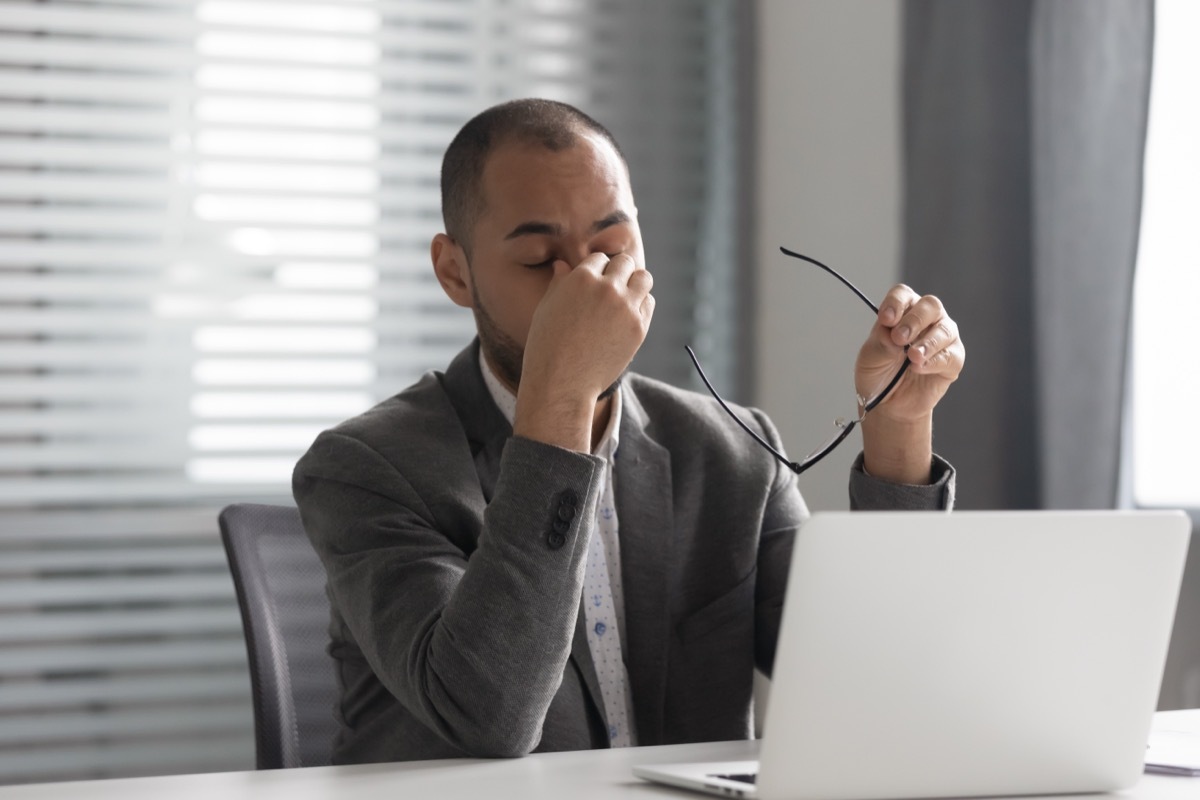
[1145,729,1200,776]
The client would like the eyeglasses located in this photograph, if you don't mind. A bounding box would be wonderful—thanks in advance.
[686,246,910,475]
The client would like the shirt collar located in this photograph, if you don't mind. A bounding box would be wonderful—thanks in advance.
[479,351,621,459]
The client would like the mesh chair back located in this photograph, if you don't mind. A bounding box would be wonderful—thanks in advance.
[219,503,339,769]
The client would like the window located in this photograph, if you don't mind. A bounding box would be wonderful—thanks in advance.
[1130,0,1199,509]
[0,0,747,783]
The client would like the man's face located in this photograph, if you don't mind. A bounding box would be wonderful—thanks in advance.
[457,133,644,390]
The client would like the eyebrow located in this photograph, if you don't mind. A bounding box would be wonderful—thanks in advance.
[503,210,631,241]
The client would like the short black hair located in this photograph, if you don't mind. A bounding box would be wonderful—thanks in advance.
[440,98,627,254]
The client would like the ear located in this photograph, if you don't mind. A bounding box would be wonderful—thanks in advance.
[431,233,474,309]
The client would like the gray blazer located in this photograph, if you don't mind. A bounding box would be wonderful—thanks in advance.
[293,341,954,765]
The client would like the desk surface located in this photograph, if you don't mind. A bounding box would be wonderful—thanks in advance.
[3,710,1199,800]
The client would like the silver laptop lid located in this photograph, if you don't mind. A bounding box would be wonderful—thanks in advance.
[758,510,1190,800]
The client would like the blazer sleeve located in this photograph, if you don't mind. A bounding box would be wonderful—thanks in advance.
[751,411,958,677]
[293,430,603,758]
[848,452,956,510]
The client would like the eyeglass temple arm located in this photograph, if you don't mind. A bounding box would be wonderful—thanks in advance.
[684,345,804,475]
[865,358,910,412]
[779,246,880,313]
[780,245,912,412]
[687,248,912,474]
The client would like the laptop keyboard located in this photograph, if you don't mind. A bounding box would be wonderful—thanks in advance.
[712,773,757,785]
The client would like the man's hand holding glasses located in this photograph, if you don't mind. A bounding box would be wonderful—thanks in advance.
[688,247,964,486]
[856,273,964,485]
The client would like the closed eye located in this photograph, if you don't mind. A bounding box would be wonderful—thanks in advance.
[521,253,621,270]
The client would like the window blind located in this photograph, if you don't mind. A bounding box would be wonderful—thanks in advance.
[0,0,746,783]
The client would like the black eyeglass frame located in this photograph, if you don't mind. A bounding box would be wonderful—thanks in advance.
[686,246,910,475]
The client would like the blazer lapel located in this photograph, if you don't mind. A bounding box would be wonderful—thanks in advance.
[439,338,511,502]
[570,601,605,736]
[615,386,674,745]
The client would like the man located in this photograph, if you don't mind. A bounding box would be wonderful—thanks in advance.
[293,99,964,765]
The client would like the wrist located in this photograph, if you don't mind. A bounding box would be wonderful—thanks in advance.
[513,386,596,453]
[860,412,933,485]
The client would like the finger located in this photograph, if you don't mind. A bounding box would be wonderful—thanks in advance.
[891,294,945,346]
[877,284,920,327]
[603,252,637,283]
[627,266,654,297]
[908,316,959,366]
[911,338,964,379]
[574,251,610,276]
[639,291,656,323]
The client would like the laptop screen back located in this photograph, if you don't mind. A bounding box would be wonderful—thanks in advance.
[757,510,1190,800]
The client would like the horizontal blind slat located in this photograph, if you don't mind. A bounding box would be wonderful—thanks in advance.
[0,33,472,76]
[0,574,239,607]
[0,671,250,712]
[0,607,242,643]
[0,242,436,266]
[0,546,229,573]
[0,479,293,504]
[0,385,374,409]
[0,173,371,200]
[0,281,447,304]
[0,640,248,673]
[0,705,254,747]
[0,313,470,335]
[0,736,255,783]
[0,3,443,42]
[0,508,226,539]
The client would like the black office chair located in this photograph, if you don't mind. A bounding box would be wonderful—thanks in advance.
[219,503,339,769]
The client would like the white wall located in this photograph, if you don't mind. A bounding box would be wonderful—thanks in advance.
[752,0,903,728]
[754,0,903,511]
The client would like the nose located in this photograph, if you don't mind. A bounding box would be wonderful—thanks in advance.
[563,244,616,269]
[565,243,593,267]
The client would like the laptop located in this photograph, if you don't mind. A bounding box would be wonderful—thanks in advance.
[634,510,1190,800]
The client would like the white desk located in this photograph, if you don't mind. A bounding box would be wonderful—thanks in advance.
[3,710,1198,800]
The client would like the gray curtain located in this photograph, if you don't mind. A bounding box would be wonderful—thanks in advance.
[902,0,1154,509]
